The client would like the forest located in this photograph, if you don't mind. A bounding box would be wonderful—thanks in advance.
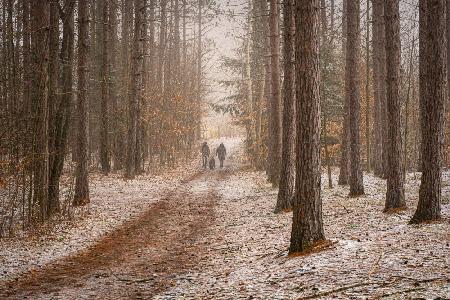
[0,0,448,299]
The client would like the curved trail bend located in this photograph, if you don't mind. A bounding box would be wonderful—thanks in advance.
[1,165,232,299]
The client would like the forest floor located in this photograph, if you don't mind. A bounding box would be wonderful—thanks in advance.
[0,138,449,299]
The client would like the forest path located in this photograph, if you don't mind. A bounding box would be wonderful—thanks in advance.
[0,157,235,299]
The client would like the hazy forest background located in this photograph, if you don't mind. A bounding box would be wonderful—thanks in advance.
[0,0,449,298]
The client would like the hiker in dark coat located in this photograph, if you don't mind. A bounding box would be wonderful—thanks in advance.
[201,142,210,168]
[216,143,227,168]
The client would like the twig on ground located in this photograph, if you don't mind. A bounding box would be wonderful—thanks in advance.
[339,204,351,214]
[112,272,155,283]
[379,287,425,298]
[296,281,380,300]
[368,250,384,278]
[391,275,447,284]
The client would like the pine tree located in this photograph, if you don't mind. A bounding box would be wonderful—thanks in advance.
[30,0,50,220]
[338,0,349,185]
[290,0,325,254]
[275,0,295,213]
[126,0,146,179]
[411,0,445,223]
[100,0,111,174]
[371,0,384,177]
[384,0,405,211]
[346,0,364,197]
[74,0,90,206]
[268,0,282,187]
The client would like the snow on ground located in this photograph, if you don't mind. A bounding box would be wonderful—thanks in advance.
[157,141,450,299]
[0,137,241,283]
[1,137,449,299]
[0,149,208,282]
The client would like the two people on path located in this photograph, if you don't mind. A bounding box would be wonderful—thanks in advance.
[201,142,227,169]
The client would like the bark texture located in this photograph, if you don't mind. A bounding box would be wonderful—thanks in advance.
[268,0,282,187]
[372,0,384,177]
[48,0,76,214]
[100,0,111,174]
[384,0,405,211]
[346,0,364,197]
[276,0,295,213]
[31,0,50,220]
[290,0,325,254]
[47,0,60,214]
[338,0,349,185]
[411,0,445,223]
[126,0,145,179]
[74,0,90,206]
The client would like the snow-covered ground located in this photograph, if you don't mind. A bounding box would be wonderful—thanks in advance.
[156,142,450,299]
[1,137,449,299]
[0,153,204,282]
[0,138,241,283]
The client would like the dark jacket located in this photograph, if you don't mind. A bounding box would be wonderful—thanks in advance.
[201,143,210,157]
[216,144,226,160]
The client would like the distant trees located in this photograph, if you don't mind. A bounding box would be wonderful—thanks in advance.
[0,0,210,232]
[0,0,446,237]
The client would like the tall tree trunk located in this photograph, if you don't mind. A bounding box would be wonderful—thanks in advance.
[109,0,120,170]
[403,36,416,179]
[384,0,405,211]
[137,0,149,172]
[31,0,50,220]
[48,0,76,215]
[320,0,333,189]
[245,31,255,159]
[290,0,325,254]
[245,2,255,162]
[74,0,90,206]
[416,1,426,173]
[411,0,445,223]
[158,0,167,165]
[117,0,133,170]
[22,0,30,137]
[323,114,333,188]
[346,0,364,197]
[47,0,60,215]
[372,0,384,177]
[338,0,349,185]
[268,0,282,187]
[126,0,145,179]
[364,0,370,171]
[276,0,295,212]
[196,0,202,139]
[100,0,110,174]
[446,0,450,168]
[379,1,388,178]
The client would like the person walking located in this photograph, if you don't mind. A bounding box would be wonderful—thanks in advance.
[216,143,227,168]
[201,142,210,168]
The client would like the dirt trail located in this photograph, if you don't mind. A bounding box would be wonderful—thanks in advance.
[0,169,229,299]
